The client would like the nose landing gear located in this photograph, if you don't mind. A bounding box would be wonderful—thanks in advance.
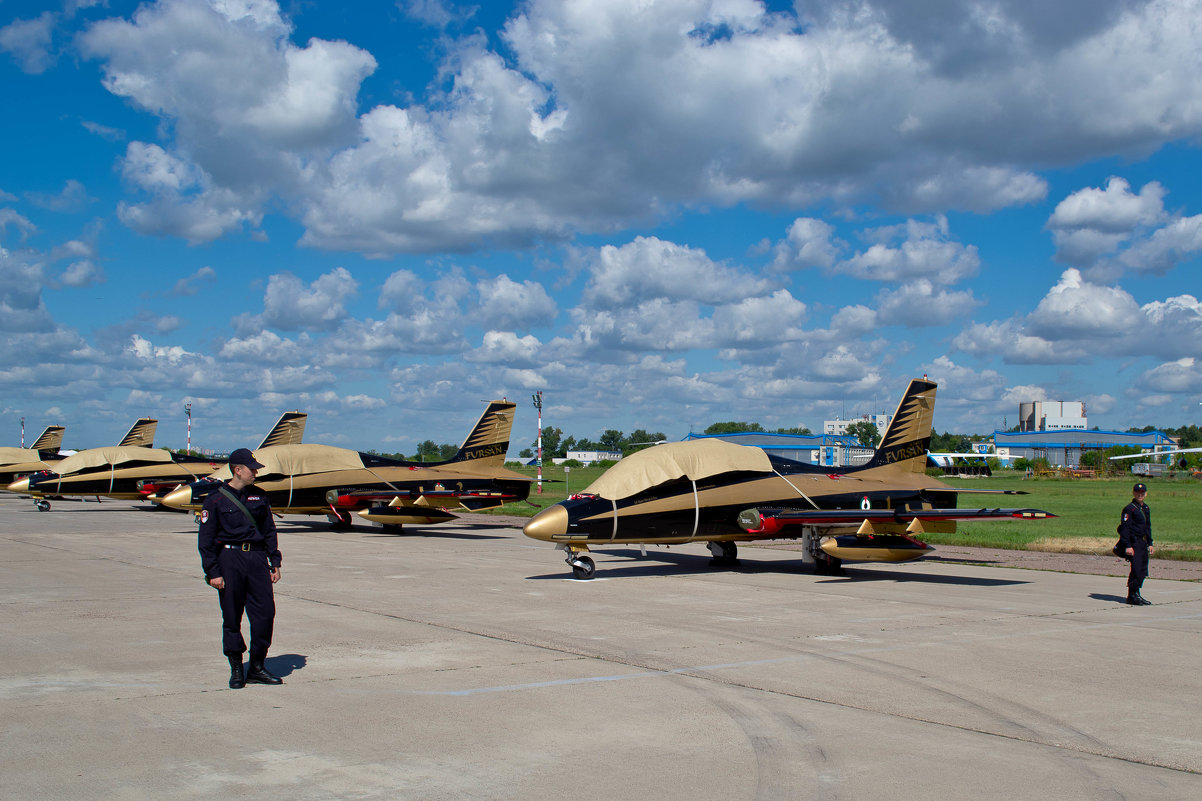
[559,544,595,580]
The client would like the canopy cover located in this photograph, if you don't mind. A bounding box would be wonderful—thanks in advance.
[584,439,774,500]
[53,446,174,472]
[207,443,367,480]
[0,446,49,462]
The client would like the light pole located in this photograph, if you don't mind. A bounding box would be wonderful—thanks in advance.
[20,416,25,448]
[185,403,192,454]
[532,391,543,494]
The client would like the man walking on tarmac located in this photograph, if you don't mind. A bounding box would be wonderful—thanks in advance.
[198,447,284,688]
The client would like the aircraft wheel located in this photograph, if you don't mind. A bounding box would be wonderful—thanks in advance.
[35,500,51,512]
[814,555,843,576]
[570,555,596,580]
[707,540,739,566]
[328,511,354,531]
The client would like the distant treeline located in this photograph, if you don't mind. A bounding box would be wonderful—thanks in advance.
[365,424,1200,465]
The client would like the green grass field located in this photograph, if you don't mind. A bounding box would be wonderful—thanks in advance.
[487,465,1202,561]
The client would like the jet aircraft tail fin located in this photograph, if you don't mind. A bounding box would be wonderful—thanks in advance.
[258,411,308,449]
[117,418,157,448]
[446,401,516,467]
[860,379,937,473]
[30,425,65,451]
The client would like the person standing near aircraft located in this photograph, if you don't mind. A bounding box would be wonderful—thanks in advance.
[1118,482,1154,605]
[198,448,283,688]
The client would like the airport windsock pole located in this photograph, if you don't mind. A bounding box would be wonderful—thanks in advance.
[532,392,543,493]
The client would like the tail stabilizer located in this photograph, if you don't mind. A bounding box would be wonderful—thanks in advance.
[860,379,937,473]
[30,426,65,451]
[447,401,516,467]
[117,418,157,448]
[258,411,307,449]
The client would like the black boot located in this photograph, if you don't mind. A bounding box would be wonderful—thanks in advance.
[228,655,245,689]
[246,657,282,685]
[1136,594,1152,605]
[1126,593,1141,605]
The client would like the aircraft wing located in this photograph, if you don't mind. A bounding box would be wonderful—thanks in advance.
[1109,447,1202,460]
[739,506,1055,536]
[327,487,525,510]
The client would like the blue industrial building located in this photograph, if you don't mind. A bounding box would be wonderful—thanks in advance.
[991,429,1174,468]
[682,431,870,467]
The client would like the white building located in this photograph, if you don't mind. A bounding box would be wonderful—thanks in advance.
[1018,401,1087,432]
[823,413,891,439]
[562,450,622,466]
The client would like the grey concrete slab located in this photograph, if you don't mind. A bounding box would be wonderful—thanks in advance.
[1,494,1199,800]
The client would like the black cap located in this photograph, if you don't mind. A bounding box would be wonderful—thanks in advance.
[229,448,265,470]
[1133,482,1147,494]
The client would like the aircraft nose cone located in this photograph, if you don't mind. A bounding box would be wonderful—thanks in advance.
[523,504,568,541]
[7,477,30,493]
[160,484,193,509]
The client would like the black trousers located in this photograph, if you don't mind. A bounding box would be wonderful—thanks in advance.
[216,548,275,659]
[1127,543,1149,593]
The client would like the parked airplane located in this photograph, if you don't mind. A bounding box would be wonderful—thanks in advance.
[0,425,67,485]
[9,413,305,511]
[927,451,993,477]
[524,378,1055,579]
[160,401,532,529]
[1,418,157,492]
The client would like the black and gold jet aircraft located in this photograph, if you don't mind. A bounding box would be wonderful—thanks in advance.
[9,413,305,510]
[524,378,1054,579]
[1,418,157,495]
[160,401,533,529]
[0,425,67,486]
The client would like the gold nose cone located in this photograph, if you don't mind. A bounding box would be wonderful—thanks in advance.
[160,485,193,509]
[523,504,568,541]
[7,477,30,493]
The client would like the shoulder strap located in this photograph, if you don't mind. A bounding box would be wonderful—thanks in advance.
[218,486,262,537]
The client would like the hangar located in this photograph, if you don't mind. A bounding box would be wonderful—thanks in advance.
[991,429,1174,468]
[682,431,870,467]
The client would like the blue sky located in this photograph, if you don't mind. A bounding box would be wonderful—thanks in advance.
[2,0,1201,455]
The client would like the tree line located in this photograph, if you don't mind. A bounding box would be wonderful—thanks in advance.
[372,423,1199,466]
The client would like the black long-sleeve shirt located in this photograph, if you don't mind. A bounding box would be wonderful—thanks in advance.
[1117,500,1152,550]
[197,481,281,580]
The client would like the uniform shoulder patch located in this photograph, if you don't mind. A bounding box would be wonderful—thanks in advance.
[201,509,209,523]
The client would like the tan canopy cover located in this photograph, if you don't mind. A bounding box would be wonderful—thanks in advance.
[208,443,366,480]
[0,447,48,463]
[53,446,174,473]
[584,439,774,500]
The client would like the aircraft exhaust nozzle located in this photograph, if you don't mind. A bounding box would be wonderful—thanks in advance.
[523,504,569,541]
[7,477,30,493]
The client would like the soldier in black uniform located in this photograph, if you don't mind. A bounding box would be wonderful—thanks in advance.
[1117,482,1154,606]
[198,448,283,688]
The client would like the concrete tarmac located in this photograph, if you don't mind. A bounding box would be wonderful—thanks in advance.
[2,494,1200,800]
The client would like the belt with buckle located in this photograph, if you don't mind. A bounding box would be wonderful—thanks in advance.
[220,542,265,552]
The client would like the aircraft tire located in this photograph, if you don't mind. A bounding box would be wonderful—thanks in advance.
[814,555,843,576]
[707,540,739,567]
[35,500,51,512]
[571,555,596,580]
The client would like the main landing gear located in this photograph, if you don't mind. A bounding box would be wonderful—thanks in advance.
[707,540,739,567]
[328,510,354,531]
